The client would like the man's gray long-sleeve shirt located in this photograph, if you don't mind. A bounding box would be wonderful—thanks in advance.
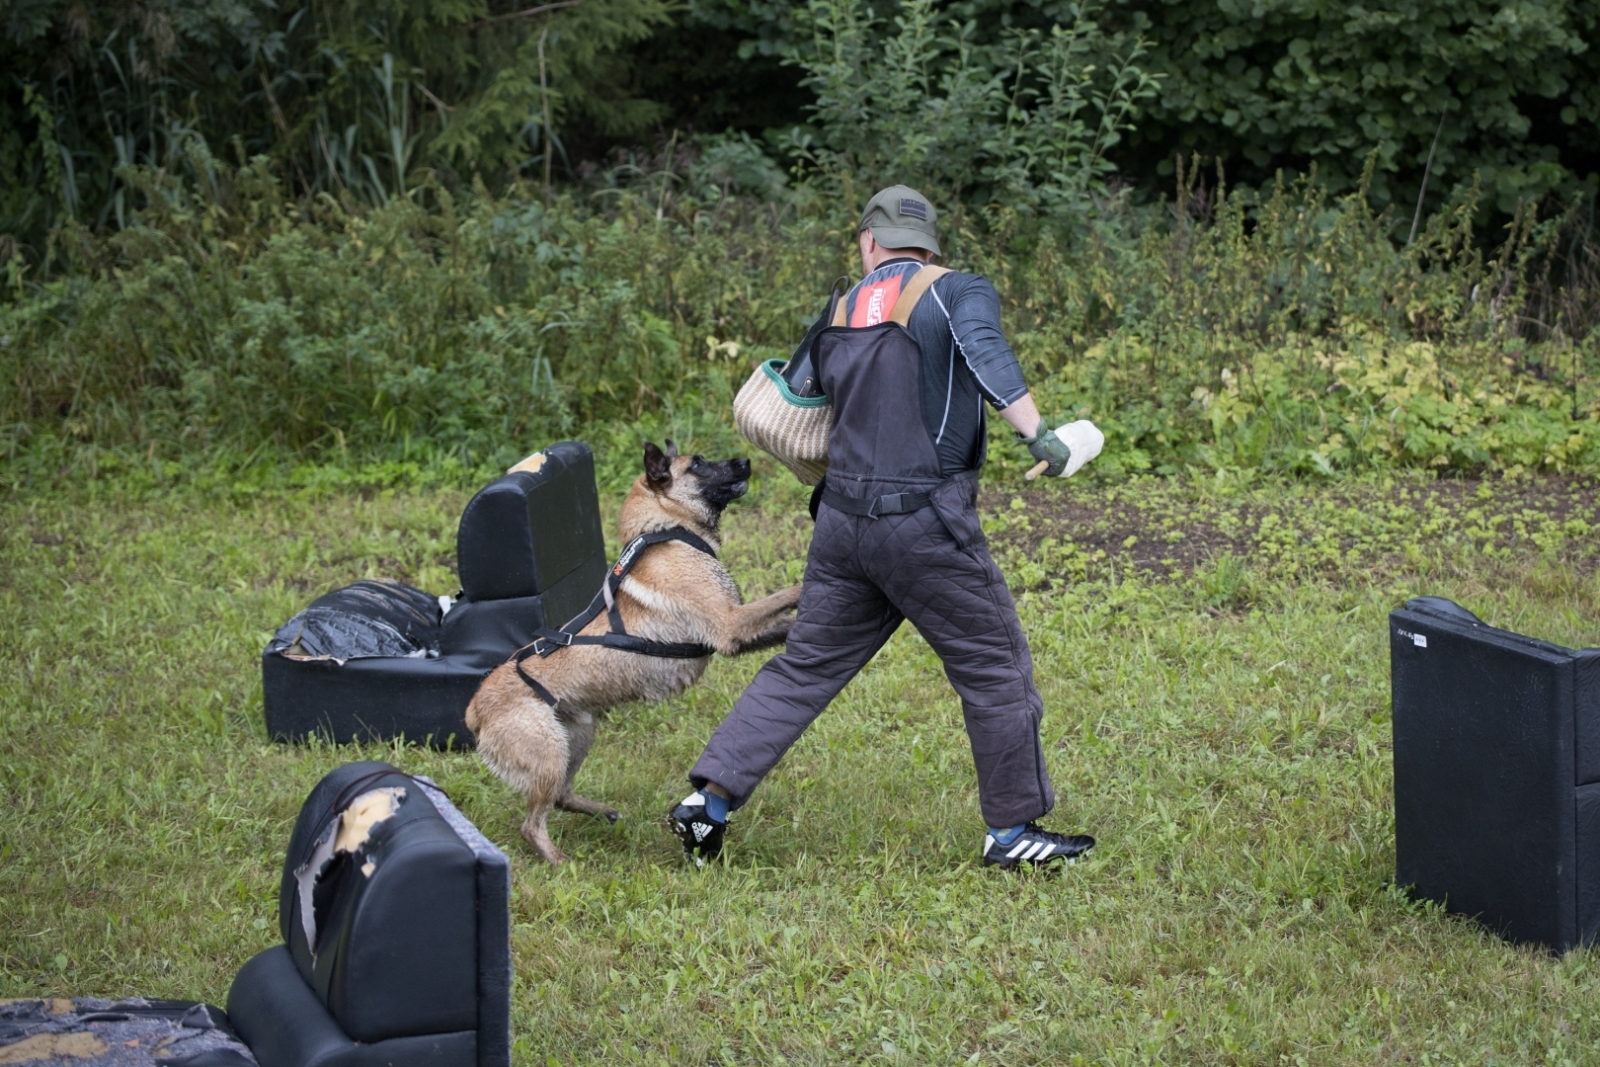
[832,257,1029,475]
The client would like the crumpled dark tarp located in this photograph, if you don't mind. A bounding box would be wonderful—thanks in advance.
[266,580,442,663]
[0,997,255,1067]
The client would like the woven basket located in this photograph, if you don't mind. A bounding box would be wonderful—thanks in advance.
[733,359,832,486]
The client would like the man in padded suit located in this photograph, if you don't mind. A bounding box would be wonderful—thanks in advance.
[669,184,1095,869]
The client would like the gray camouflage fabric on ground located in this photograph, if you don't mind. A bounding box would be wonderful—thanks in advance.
[0,997,256,1067]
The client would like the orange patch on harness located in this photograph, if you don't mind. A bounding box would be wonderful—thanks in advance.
[850,276,905,328]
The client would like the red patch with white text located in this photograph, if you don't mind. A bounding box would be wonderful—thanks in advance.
[850,275,906,328]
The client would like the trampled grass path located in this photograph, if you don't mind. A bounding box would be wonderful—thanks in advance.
[3,471,1599,1065]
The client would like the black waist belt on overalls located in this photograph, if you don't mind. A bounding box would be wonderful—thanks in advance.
[817,487,932,518]
[510,527,717,708]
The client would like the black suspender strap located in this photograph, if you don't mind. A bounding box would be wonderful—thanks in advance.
[509,527,720,707]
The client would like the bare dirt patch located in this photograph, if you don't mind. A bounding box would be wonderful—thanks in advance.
[982,474,1600,581]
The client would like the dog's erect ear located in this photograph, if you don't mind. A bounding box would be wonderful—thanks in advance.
[643,441,672,486]
[664,439,679,459]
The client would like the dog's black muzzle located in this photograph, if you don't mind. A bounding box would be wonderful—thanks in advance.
[702,457,752,508]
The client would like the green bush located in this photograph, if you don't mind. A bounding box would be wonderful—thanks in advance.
[0,162,840,487]
[4,149,1597,492]
[698,0,1600,212]
[783,0,1159,221]
[1,0,673,248]
[8,0,1597,264]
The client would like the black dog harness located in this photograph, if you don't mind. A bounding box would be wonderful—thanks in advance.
[511,527,718,708]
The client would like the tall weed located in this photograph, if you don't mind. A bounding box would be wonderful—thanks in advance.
[787,0,1160,224]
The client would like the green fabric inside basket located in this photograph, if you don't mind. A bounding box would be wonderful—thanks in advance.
[760,359,830,407]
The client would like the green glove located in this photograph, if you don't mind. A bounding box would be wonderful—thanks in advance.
[1020,419,1071,477]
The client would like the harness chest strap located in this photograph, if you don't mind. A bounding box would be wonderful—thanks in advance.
[511,527,719,708]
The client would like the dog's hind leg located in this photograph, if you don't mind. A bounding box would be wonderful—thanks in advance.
[521,794,565,865]
[554,710,621,823]
[477,697,571,863]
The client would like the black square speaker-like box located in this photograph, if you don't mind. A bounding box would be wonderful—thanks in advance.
[1391,596,1600,951]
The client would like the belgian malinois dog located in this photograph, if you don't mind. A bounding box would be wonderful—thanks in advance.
[465,441,802,863]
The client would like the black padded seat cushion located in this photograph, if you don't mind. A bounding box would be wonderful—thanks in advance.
[1391,596,1600,952]
[267,581,442,661]
[456,441,605,603]
[283,766,474,1039]
[229,761,510,1067]
[262,441,607,746]
[229,949,474,1067]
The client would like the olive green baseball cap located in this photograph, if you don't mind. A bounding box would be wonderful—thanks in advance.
[859,184,941,256]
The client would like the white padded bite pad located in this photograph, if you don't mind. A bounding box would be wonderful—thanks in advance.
[1054,420,1104,477]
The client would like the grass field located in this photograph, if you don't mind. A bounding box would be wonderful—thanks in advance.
[4,465,1600,1065]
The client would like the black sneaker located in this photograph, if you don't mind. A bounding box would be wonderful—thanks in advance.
[982,823,1095,868]
[667,792,725,868]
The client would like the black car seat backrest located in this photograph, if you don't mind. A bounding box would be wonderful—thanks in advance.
[456,441,604,605]
[277,762,478,1043]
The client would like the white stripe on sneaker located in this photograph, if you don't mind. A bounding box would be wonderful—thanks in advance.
[983,836,995,856]
[1021,841,1045,860]
[1006,841,1030,860]
[1036,843,1055,859]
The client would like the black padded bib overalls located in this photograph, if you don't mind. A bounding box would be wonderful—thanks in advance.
[689,265,1056,829]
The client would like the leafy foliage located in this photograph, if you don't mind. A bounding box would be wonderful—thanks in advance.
[785,0,1160,223]
[0,160,836,486]
[6,0,1597,263]
[1113,0,1600,212]
[3,149,1597,492]
[0,0,672,249]
[694,0,1600,211]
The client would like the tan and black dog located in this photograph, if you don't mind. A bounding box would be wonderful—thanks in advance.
[465,441,802,863]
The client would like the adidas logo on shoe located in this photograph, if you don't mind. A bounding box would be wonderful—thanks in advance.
[982,823,1094,868]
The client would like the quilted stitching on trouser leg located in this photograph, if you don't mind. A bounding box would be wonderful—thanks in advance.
[690,507,903,806]
[689,501,1055,828]
[861,514,1054,827]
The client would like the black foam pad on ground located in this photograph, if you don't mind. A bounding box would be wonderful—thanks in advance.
[0,998,253,1067]
[1391,596,1600,952]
